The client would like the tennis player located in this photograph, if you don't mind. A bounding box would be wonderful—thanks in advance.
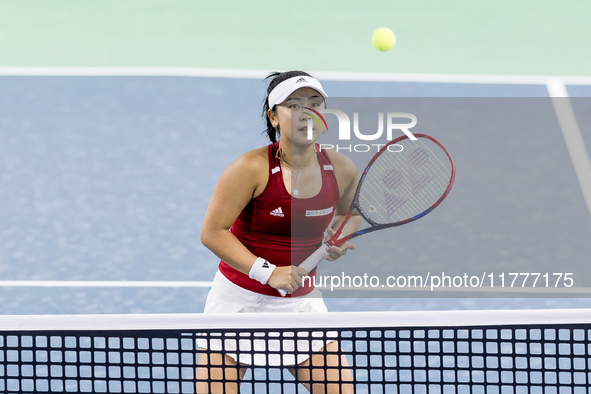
[197,71,360,393]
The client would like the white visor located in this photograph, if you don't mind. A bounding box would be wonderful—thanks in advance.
[267,76,328,108]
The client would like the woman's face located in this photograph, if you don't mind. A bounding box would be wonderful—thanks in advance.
[268,87,326,146]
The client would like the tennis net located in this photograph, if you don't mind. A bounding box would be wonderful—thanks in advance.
[1,309,590,393]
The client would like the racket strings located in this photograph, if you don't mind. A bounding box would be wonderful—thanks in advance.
[358,138,453,224]
[364,165,443,222]
[380,144,449,216]
[377,142,450,218]
[368,158,442,221]
[395,140,451,191]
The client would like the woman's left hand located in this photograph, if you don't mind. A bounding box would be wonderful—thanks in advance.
[323,227,355,261]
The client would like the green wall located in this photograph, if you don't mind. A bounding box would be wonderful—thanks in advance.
[0,0,589,75]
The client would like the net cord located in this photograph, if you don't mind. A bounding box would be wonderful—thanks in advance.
[1,309,590,332]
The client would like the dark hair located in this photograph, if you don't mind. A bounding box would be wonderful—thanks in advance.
[262,71,312,143]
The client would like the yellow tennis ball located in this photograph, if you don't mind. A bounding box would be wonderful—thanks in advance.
[372,27,396,52]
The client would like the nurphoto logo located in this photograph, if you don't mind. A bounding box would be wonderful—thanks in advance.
[305,108,418,153]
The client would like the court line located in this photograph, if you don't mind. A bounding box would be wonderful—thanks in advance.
[326,285,591,295]
[2,67,591,85]
[547,79,591,218]
[0,281,213,288]
[0,67,268,79]
[2,69,589,287]
[2,280,591,295]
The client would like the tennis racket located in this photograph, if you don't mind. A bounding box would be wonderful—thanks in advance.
[278,133,455,296]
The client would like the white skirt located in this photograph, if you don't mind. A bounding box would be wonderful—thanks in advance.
[197,271,336,366]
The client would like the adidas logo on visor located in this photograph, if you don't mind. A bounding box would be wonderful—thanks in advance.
[296,78,307,83]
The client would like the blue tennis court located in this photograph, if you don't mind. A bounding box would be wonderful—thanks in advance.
[1,71,590,313]
[1,2,591,392]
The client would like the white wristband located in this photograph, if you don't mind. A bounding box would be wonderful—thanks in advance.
[248,257,276,285]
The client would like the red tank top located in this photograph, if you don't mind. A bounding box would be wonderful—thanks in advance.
[218,141,340,297]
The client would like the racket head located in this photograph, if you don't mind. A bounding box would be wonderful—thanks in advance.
[334,133,455,245]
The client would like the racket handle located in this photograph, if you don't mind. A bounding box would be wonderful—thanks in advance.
[299,242,330,272]
[276,243,329,297]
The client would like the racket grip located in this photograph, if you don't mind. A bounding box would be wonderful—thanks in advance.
[299,242,330,273]
[276,243,329,297]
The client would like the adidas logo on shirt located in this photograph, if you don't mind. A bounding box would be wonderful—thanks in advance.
[296,78,307,83]
[270,207,285,217]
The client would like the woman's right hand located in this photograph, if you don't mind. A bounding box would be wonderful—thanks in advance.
[268,265,309,294]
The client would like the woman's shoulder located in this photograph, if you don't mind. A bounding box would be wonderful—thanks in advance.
[238,146,269,166]
[216,145,270,198]
[227,146,269,173]
[323,148,358,178]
